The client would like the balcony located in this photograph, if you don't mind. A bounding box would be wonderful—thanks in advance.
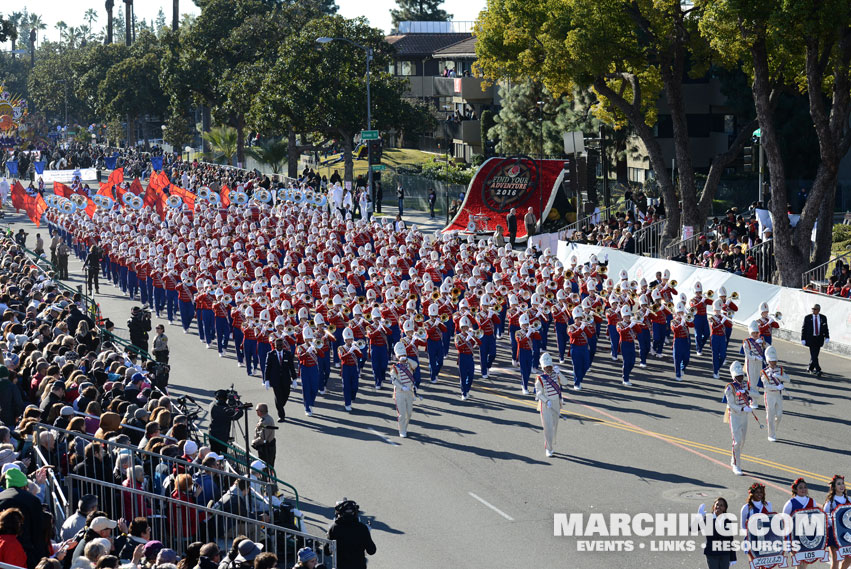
[401,76,495,101]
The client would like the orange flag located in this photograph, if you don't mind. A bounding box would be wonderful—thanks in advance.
[54,182,73,198]
[144,182,162,209]
[170,185,196,211]
[221,185,231,208]
[26,193,47,227]
[11,181,27,211]
[97,183,115,200]
[108,167,124,186]
[130,178,144,196]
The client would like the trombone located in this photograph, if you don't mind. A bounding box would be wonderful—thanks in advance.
[730,291,740,300]
[355,340,367,350]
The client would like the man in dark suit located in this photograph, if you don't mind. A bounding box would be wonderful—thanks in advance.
[506,208,517,248]
[801,303,829,376]
[264,337,297,422]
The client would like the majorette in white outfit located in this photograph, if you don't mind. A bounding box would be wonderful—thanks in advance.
[760,346,788,443]
[723,361,756,476]
[390,341,418,438]
[534,352,569,457]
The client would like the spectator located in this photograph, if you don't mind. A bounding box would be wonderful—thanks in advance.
[217,536,248,569]
[618,231,635,254]
[523,207,537,238]
[116,518,151,561]
[253,552,278,569]
[231,540,261,569]
[193,543,221,569]
[0,508,27,569]
[61,495,99,541]
[169,474,200,545]
[0,467,48,568]
[292,549,318,569]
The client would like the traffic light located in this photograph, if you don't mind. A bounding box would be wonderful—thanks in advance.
[743,146,753,173]
[562,158,578,198]
[368,140,383,165]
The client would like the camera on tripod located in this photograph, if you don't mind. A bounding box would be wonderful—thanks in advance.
[225,385,253,410]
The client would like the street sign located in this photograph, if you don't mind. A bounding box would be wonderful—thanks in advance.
[361,130,379,140]
[753,128,761,137]
[370,164,386,171]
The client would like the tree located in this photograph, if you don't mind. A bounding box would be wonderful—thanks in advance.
[246,137,289,173]
[0,15,16,44]
[106,0,114,44]
[85,8,99,31]
[700,0,851,286]
[202,125,238,164]
[252,15,423,182]
[62,26,85,49]
[155,8,167,33]
[163,103,192,150]
[474,0,757,241]
[390,0,451,29]
[54,21,68,43]
[490,81,564,157]
[6,11,22,57]
[27,41,88,123]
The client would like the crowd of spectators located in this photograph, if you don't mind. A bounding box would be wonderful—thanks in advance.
[0,236,326,569]
[824,260,851,297]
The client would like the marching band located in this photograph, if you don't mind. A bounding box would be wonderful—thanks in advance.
[43,186,797,469]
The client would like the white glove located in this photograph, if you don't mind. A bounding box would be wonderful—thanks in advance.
[751,400,758,410]
[825,337,829,344]
[776,384,784,391]
[698,503,706,516]
[263,381,270,390]
[801,340,806,346]
[743,406,752,413]
[546,400,552,408]
[402,386,409,391]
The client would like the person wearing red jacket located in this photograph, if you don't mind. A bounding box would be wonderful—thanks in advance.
[475,298,500,379]
[689,282,713,355]
[717,287,739,346]
[742,256,758,279]
[213,292,231,355]
[617,307,638,387]
[568,307,591,390]
[338,327,363,411]
[194,286,215,348]
[606,301,622,361]
[176,277,196,333]
[670,303,693,381]
[515,313,541,394]
[423,304,447,383]
[455,316,481,400]
[367,309,391,389]
[709,300,733,379]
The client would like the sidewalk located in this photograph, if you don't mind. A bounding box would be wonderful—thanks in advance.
[372,203,448,234]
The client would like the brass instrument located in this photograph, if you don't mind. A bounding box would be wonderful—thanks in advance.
[312,338,324,349]
[545,292,555,301]
[650,302,661,312]
[706,290,715,299]
[564,270,574,279]
[531,321,542,332]
[440,313,451,323]
[665,301,675,311]
[328,324,337,334]
[726,310,735,318]
[730,291,739,300]
[685,313,695,323]
[773,311,783,321]
[364,312,374,322]
[451,287,462,298]
[341,306,351,317]
[395,297,405,306]
[409,292,418,301]
[598,265,608,274]
[326,298,334,308]
[414,329,427,341]
[414,314,424,323]
[669,279,678,287]
[355,340,367,350]
[514,330,523,341]
[284,326,295,335]
[287,308,296,317]
[471,329,484,339]
[222,294,233,304]
[430,291,441,301]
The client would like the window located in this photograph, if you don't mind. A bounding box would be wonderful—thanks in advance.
[396,61,415,76]
[628,167,646,183]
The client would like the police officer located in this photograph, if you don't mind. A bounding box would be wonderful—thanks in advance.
[85,243,103,294]
[209,389,244,453]
[251,403,276,468]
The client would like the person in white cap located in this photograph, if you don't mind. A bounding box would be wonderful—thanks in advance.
[338,328,363,411]
[617,306,638,387]
[709,300,732,379]
[689,282,712,356]
[723,361,756,476]
[669,302,693,381]
[534,353,569,457]
[454,317,481,400]
[759,346,788,442]
[741,321,766,387]
[514,313,541,394]
[390,342,418,437]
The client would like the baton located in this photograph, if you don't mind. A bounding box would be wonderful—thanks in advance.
[751,410,765,429]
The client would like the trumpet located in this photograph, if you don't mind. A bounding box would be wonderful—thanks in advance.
[287,308,296,317]
[706,290,715,299]
[342,306,351,317]
[545,292,555,301]
[726,310,735,318]
[470,329,484,339]
[531,321,542,332]
[414,314,424,323]
[669,279,678,287]
[284,326,295,335]
[665,301,675,311]
[326,298,334,308]
[355,340,367,350]
[312,338,324,349]
[431,291,441,301]
[773,311,783,321]
[598,265,608,274]
[451,287,462,298]
[409,292,418,301]
[357,296,367,305]
[498,285,509,295]
[564,270,574,279]
[222,294,233,304]
[440,313,451,323]
[414,329,427,341]
[328,324,337,334]
[730,291,739,300]
[685,313,695,323]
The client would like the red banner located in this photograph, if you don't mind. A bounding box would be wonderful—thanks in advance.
[445,157,566,240]
[97,183,115,200]
[170,185,196,211]
[130,178,143,196]
[154,191,167,218]
[29,193,47,227]
[221,185,231,208]
[149,171,170,192]
[84,196,97,218]
[53,182,72,198]
[108,167,124,186]
[144,183,162,209]
[11,181,27,211]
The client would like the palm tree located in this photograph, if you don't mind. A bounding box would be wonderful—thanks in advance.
[55,21,68,44]
[84,8,98,31]
[62,26,84,48]
[105,0,114,44]
[8,12,23,58]
[27,13,46,44]
[246,138,289,174]
[201,126,239,165]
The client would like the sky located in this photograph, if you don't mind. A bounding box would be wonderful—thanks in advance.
[21,0,488,42]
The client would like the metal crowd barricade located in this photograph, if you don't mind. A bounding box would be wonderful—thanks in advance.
[747,239,777,283]
[801,250,851,293]
[558,204,619,237]
[663,233,701,259]
[632,219,665,257]
[32,443,69,531]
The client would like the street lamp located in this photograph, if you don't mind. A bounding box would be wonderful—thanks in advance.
[161,124,167,147]
[315,36,374,202]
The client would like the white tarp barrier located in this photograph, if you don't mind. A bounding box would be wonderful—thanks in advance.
[557,241,851,350]
[529,232,561,255]
[41,169,100,183]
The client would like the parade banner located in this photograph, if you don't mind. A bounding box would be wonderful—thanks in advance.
[832,505,851,560]
[745,513,788,569]
[789,509,828,565]
[10,181,26,211]
[41,169,99,183]
[5,160,17,176]
[221,185,232,208]
[151,156,163,171]
[12,182,46,226]
[445,157,566,240]
[557,242,851,349]
[104,156,117,170]
[149,171,170,192]
[129,178,143,196]
[33,161,45,175]
[108,167,124,186]
[97,183,114,200]
[170,184,196,211]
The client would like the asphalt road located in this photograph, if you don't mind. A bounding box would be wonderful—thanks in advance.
[9,211,849,568]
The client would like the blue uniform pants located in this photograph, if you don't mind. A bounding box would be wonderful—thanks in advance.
[139,278,148,307]
[555,322,568,361]
[589,334,598,364]
[342,365,359,406]
[509,325,520,362]
[243,339,258,375]
[442,321,454,357]
[153,287,165,317]
[532,337,541,370]
[333,329,344,364]
[427,339,443,382]
[232,328,244,364]
[200,309,215,345]
[215,316,230,353]
[128,271,138,299]
[258,342,271,378]
[178,300,194,331]
[479,334,495,377]
[693,314,709,353]
[711,335,727,376]
[119,266,128,293]
[410,356,422,388]
[652,322,666,355]
[761,334,772,345]
[541,320,550,349]
[518,348,533,389]
[165,290,178,322]
[621,342,635,383]
[371,344,388,387]
[571,344,590,387]
[673,337,689,378]
[608,324,620,358]
[300,365,319,411]
[458,353,474,395]
[638,329,651,365]
[318,350,331,391]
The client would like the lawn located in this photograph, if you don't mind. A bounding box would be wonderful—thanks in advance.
[310,147,441,179]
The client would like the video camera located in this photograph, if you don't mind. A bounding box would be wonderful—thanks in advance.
[224,384,253,410]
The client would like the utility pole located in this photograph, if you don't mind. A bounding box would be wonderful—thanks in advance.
[600,125,610,209]
[757,136,765,205]
[106,0,114,44]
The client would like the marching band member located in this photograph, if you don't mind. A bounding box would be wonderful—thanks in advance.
[242,308,259,376]
[475,296,500,379]
[367,308,390,389]
[606,299,621,361]
[782,480,823,569]
[534,353,569,457]
[390,342,418,437]
[760,346,787,442]
[552,293,571,363]
[338,327,363,412]
[670,303,692,381]
[717,287,738,345]
[213,290,232,356]
[515,313,540,395]
[823,475,850,569]
[741,321,766,387]
[568,307,589,390]
[617,306,637,387]
[689,282,712,355]
[635,296,652,368]
[757,302,780,344]
[709,300,732,378]
[507,295,523,367]
[400,319,427,388]
[423,305,446,383]
[723,361,756,476]
[195,284,215,348]
[176,273,196,333]
[163,265,180,324]
[312,314,332,395]
[740,482,773,531]
[231,294,246,368]
[455,317,480,400]
[649,291,668,357]
[296,326,321,416]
